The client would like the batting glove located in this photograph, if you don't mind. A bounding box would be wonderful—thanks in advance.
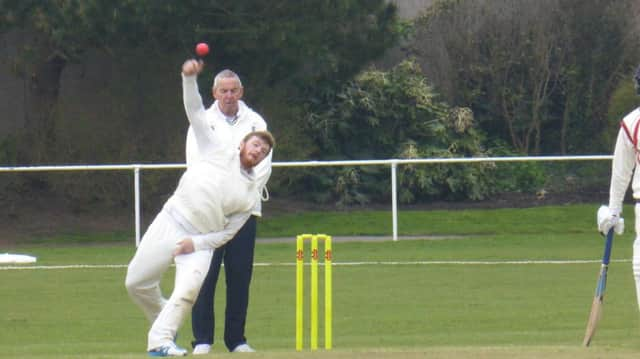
[597,205,624,235]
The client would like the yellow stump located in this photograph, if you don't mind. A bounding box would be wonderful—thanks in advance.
[310,236,319,350]
[295,235,305,351]
[295,234,332,351]
[323,235,333,349]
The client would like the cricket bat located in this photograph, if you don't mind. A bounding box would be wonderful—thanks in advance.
[582,228,615,347]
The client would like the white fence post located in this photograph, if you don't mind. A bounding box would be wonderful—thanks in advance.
[391,161,398,241]
[134,165,141,246]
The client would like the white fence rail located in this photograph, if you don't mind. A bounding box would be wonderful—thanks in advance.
[0,155,612,244]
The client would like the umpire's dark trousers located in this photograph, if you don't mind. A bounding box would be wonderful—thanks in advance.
[191,215,257,351]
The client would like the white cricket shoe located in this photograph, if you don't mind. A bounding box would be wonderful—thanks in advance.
[148,342,188,357]
[232,343,256,353]
[192,343,211,355]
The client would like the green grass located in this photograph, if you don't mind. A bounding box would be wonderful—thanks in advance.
[2,204,640,358]
[258,204,614,237]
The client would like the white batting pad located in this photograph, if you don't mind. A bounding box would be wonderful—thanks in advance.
[0,253,37,264]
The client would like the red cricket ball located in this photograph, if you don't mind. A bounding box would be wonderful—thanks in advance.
[195,42,209,57]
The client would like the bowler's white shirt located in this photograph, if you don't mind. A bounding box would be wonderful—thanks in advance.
[163,74,259,251]
[185,98,271,217]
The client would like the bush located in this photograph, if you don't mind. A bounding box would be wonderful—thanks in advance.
[299,59,500,204]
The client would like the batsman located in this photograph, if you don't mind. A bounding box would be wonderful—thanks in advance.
[599,65,640,308]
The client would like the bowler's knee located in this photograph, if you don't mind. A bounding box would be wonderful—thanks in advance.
[177,268,206,303]
[125,271,143,297]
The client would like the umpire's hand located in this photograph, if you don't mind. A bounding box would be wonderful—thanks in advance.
[173,238,195,256]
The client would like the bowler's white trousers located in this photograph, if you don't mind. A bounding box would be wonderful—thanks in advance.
[125,210,213,350]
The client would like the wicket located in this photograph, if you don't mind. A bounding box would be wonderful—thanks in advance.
[296,234,332,351]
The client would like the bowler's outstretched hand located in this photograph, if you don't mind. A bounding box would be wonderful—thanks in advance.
[173,238,195,256]
[182,59,204,77]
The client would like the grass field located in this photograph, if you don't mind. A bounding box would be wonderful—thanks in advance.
[2,204,640,358]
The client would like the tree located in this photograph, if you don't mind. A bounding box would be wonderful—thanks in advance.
[0,0,401,208]
[0,0,401,162]
[556,0,640,153]
[409,0,639,154]
[297,59,497,205]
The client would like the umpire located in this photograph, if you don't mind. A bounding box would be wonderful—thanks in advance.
[187,68,272,355]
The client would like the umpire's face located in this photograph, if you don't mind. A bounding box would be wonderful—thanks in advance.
[213,77,243,117]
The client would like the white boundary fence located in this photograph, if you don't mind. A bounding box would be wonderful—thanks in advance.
[0,155,612,244]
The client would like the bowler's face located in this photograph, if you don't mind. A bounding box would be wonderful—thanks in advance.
[239,136,271,169]
[213,78,243,117]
